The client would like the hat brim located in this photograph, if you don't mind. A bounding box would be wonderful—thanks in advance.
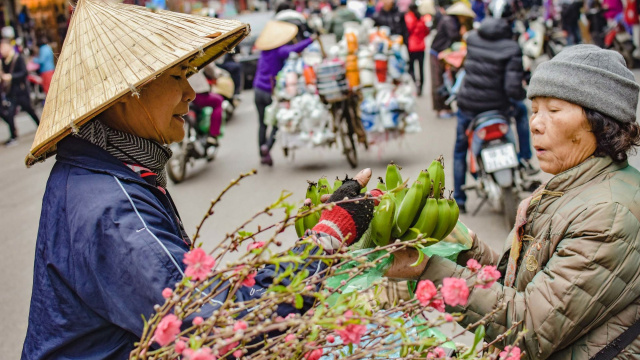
[254,21,299,51]
[445,3,476,18]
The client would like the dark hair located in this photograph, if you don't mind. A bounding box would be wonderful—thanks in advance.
[409,3,420,18]
[584,108,640,162]
[276,1,293,13]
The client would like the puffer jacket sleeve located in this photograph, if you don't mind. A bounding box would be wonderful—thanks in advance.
[504,48,526,101]
[420,202,640,359]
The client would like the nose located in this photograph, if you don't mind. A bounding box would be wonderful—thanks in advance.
[183,81,196,103]
[529,112,545,135]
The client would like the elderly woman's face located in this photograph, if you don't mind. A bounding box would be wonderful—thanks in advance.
[530,97,597,175]
[104,61,196,144]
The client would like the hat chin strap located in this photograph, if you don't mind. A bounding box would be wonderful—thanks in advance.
[134,95,168,145]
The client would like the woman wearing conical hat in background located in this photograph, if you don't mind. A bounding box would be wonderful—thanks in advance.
[20,0,375,358]
[253,20,314,166]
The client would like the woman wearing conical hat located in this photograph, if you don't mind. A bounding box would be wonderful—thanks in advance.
[253,20,314,166]
[20,0,376,358]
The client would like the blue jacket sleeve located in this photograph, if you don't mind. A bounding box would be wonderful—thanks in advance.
[66,176,326,338]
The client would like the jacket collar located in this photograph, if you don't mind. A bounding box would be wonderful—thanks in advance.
[545,156,628,192]
[55,136,152,187]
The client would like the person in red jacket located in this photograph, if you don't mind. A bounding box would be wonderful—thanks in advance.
[405,3,430,96]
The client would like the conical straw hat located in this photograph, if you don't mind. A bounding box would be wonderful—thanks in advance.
[254,20,298,51]
[445,2,476,18]
[26,0,250,166]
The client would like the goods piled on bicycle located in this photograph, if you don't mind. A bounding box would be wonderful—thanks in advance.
[326,23,422,143]
[263,52,336,150]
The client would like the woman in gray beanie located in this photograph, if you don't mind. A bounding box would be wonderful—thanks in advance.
[385,44,640,359]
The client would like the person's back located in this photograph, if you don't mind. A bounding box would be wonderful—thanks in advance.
[373,2,409,42]
[457,17,525,114]
[327,6,360,40]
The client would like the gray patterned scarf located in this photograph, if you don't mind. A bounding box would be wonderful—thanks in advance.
[76,119,172,188]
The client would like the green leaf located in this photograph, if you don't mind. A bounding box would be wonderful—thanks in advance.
[410,249,425,267]
[294,294,304,309]
[268,285,287,293]
[237,230,253,238]
[461,324,485,359]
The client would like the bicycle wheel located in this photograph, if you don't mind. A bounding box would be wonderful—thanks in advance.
[335,101,358,168]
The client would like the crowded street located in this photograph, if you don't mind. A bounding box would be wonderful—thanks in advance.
[3,69,640,357]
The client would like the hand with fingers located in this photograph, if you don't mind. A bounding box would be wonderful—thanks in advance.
[310,168,383,251]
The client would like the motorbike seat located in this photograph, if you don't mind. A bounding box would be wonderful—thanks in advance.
[469,110,508,132]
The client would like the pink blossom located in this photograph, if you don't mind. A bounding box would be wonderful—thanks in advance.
[219,340,239,355]
[162,287,173,299]
[476,266,501,289]
[193,316,203,325]
[336,323,367,344]
[416,280,438,306]
[153,314,182,346]
[241,272,256,287]
[183,248,216,281]
[430,298,446,312]
[174,340,186,354]
[466,259,482,272]
[441,278,469,307]
[285,334,296,342]
[426,347,447,359]
[304,342,323,360]
[233,320,248,331]
[499,346,522,360]
[275,316,285,323]
[285,313,296,319]
[247,241,265,251]
[183,347,215,360]
[326,334,335,343]
[233,349,243,358]
[444,314,454,322]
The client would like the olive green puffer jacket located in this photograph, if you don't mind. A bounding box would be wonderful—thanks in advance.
[421,156,640,359]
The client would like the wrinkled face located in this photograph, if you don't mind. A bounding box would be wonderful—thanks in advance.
[105,60,196,144]
[530,97,598,175]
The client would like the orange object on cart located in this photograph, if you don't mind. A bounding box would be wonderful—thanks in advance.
[303,65,316,85]
[345,55,360,87]
[345,32,358,54]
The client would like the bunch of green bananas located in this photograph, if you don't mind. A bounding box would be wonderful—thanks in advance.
[370,157,459,246]
[294,177,344,237]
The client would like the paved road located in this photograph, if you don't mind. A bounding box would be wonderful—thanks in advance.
[2,73,640,357]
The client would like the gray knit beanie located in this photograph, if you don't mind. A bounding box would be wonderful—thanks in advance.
[528,44,640,123]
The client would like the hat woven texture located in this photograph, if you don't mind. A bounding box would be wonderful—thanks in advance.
[445,2,476,18]
[528,44,640,123]
[254,20,298,51]
[26,0,249,166]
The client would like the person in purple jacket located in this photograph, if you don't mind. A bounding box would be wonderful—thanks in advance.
[253,20,314,166]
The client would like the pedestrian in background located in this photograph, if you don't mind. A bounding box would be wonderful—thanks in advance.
[0,39,39,146]
[188,64,224,147]
[326,0,361,40]
[561,0,584,45]
[253,21,314,166]
[405,3,430,96]
[32,36,55,95]
[373,0,409,44]
[429,2,475,118]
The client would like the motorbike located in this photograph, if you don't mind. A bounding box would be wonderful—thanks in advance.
[516,12,566,72]
[462,110,540,228]
[604,14,635,69]
[166,103,219,184]
[166,66,236,184]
